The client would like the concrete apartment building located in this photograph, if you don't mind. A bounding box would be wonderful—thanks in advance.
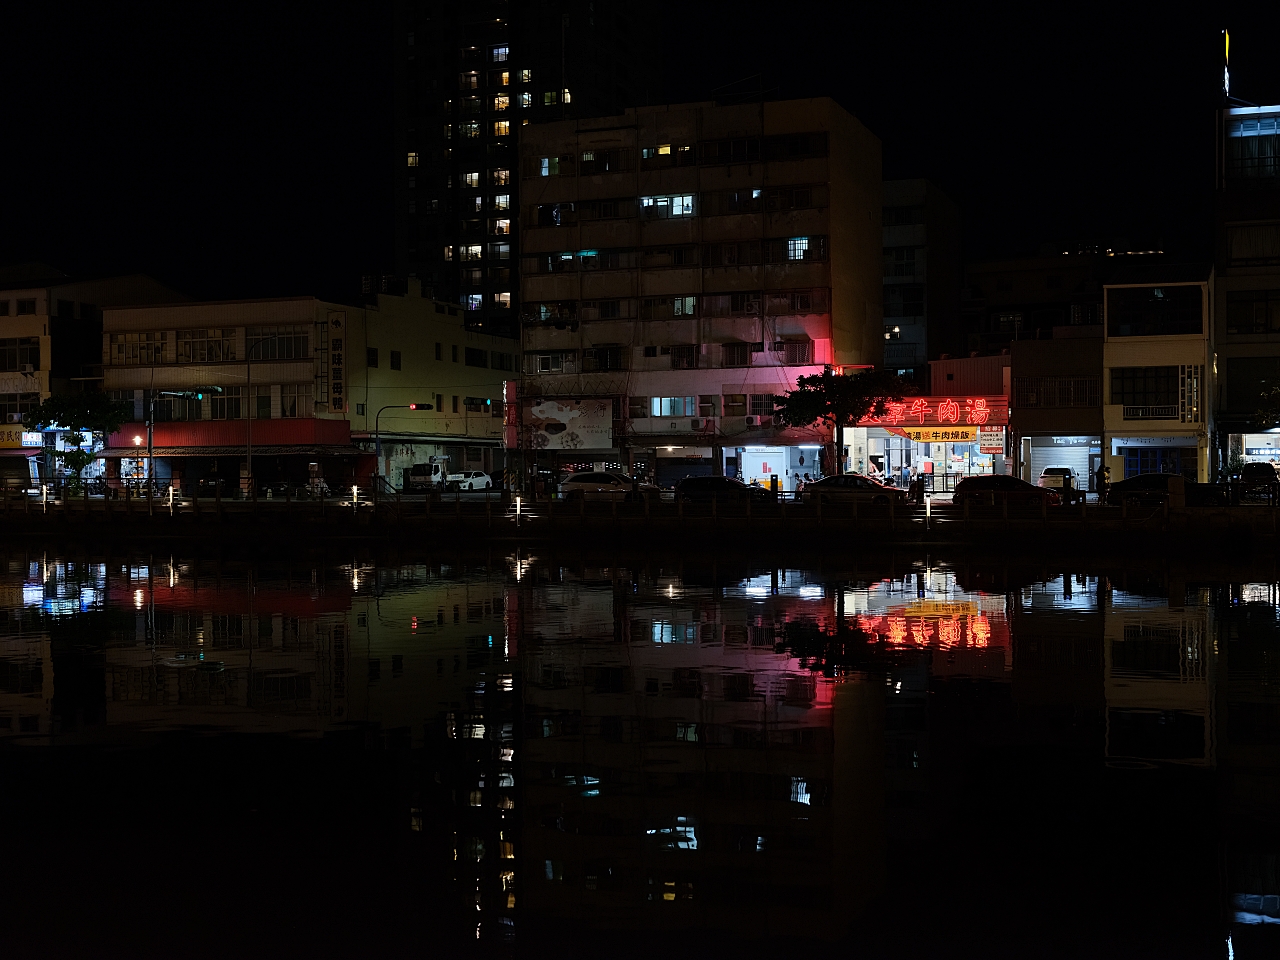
[882,179,962,387]
[1213,102,1280,469]
[101,285,509,493]
[393,0,637,339]
[515,97,883,490]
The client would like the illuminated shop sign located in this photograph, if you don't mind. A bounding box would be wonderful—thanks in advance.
[858,396,1008,427]
[887,426,977,442]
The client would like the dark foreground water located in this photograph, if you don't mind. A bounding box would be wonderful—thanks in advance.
[1,546,1277,959]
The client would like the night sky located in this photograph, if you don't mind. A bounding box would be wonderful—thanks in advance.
[4,3,1276,302]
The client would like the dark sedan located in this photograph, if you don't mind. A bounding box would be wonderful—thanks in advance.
[801,474,904,505]
[1105,473,1226,507]
[952,474,1060,507]
[675,476,774,503]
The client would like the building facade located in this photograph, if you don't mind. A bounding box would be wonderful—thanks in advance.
[101,287,510,493]
[882,179,962,387]
[515,97,884,490]
[0,263,184,483]
[1101,266,1213,482]
[393,0,637,339]
[1213,102,1280,471]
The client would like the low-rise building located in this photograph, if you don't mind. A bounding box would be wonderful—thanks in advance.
[1101,265,1213,481]
[100,283,510,493]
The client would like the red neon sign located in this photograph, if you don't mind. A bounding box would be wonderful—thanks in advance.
[858,395,1008,427]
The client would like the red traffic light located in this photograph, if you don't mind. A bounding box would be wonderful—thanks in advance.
[408,403,434,410]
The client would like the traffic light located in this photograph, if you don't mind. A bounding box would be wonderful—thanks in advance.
[463,397,491,408]
[408,402,433,410]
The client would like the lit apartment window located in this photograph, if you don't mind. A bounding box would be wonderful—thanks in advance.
[459,244,483,261]
[492,45,508,62]
[493,120,510,136]
[493,292,511,308]
[463,171,480,187]
[495,70,509,86]
[539,157,560,176]
[640,195,695,218]
[519,92,532,108]
[563,88,572,104]
[493,169,510,186]
[407,152,419,167]
[443,245,453,261]
[787,237,809,260]
[492,219,511,235]
[472,196,482,212]
[493,194,510,211]
[519,69,531,82]
[543,91,558,106]
[493,94,509,111]
[464,294,483,311]
[459,122,480,139]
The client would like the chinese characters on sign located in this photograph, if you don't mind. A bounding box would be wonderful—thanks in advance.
[857,396,1007,428]
[891,427,978,442]
[328,312,345,413]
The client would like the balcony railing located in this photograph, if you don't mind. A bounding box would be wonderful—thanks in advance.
[1122,404,1180,420]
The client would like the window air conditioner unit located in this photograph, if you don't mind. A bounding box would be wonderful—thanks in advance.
[7,414,23,423]
[20,364,33,374]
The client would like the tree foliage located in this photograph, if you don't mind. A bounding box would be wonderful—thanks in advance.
[774,369,911,431]
[22,393,133,435]
[1257,387,1280,431]
[22,393,134,486]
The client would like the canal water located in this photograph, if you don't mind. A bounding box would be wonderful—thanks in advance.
[0,547,1275,958]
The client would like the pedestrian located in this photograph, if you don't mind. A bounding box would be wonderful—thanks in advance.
[1095,462,1110,502]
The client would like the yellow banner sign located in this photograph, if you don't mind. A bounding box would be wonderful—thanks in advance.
[0,427,37,449]
[891,426,978,442]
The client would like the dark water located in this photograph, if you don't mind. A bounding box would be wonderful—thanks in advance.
[1,547,1277,959]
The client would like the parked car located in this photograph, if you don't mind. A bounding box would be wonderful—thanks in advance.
[1037,465,1084,503]
[801,473,905,506]
[1105,473,1226,507]
[675,476,774,503]
[1239,461,1280,503]
[446,470,493,491]
[952,474,1061,507]
[560,471,657,501]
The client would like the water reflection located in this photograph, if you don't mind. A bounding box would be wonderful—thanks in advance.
[0,550,1276,956]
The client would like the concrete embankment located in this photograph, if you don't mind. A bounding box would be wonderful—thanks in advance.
[0,492,1275,548]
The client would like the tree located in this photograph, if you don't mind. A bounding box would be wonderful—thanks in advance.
[22,393,134,488]
[774,369,910,475]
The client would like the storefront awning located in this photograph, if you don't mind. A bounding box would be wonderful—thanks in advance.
[97,445,368,458]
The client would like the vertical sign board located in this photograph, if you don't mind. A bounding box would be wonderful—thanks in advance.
[978,427,1005,454]
[328,312,345,412]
